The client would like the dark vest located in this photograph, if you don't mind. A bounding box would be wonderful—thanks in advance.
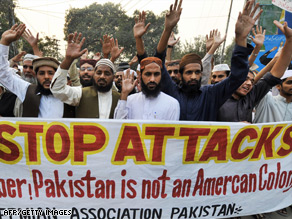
[22,85,75,117]
[75,86,120,118]
[0,91,17,117]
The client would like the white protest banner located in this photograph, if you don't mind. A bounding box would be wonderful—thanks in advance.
[272,0,292,13]
[0,118,291,219]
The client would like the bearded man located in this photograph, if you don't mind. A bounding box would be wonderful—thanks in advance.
[0,24,73,118]
[50,32,120,118]
[114,57,180,120]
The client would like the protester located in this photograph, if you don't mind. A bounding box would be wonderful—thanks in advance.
[166,60,181,85]
[135,0,261,121]
[218,21,292,123]
[210,63,230,84]
[50,32,120,118]
[114,58,180,120]
[79,59,97,87]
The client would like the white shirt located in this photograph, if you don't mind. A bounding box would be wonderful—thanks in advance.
[254,92,292,123]
[98,90,112,119]
[114,92,180,120]
[0,44,63,118]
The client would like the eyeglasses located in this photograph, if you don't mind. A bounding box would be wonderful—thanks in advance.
[168,70,179,74]
[23,65,33,70]
[80,67,94,71]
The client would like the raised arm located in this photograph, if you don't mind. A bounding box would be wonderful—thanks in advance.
[157,0,183,54]
[270,21,292,78]
[22,29,42,57]
[114,69,137,119]
[249,26,265,66]
[133,11,151,56]
[9,51,26,67]
[100,34,112,59]
[254,50,280,84]
[110,38,124,63]
[0,24,30,102]
[201,29,226,85]
[235,0,262,47]
[51,32,87,106]
[166,32,180,61]
[60,32,87,69]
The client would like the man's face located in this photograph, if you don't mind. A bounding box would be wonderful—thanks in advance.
[79,63,94,87]
[36,66,56,90]
[114,71,123,91]
[167,64,181,84]
[211,71,228,84]
[142,63,161,90]
[23,60,35,78]
[234,72,255,97]
[141,63,161,97]
[93,65,114,92]
[280,76,292,97]
[182,63,202,85]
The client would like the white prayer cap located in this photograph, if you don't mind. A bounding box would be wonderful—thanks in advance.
[23,54,39,61]
[281,69,292,80]
[123,69,137,77]
[0,82,4,88]
[212,64,230,72]
[95,59,116,74]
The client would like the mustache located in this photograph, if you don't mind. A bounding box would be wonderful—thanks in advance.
[42,79,51,85]
[147,82,158,86]
[187,79,198,85]
[98,78,107,83]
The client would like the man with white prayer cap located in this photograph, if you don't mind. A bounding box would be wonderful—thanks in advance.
[51,34,120,118]
[254,69,292,123]
[210,64,230,84]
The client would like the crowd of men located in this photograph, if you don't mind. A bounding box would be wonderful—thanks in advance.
[0,0,292,218]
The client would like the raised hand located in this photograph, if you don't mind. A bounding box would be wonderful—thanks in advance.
[133,11,151,39]
[23,29,39,48]
[213,29,226,46]
[165,0,183,31]
[93,52,101,61]
[129,55,138,66]
[235,0,263,43]
[66,32,87,60]
[121,69,137,100]
[100,34,112,58]
[206,30,215,52]
[250,26,265,46]
[274,20,292,41]
[0,24,26,46]
[168,32,180,47]
[80,50,89,60]
[11,51,26,63]
[110,38,124,63]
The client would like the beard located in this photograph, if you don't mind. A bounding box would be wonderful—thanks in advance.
[181,77,201,95]
[141,79,161,98]
[115,81,122,92]
[93,78,112,92]
[36,80,52,96]
[22,74,37,84]
[80,77,93,87]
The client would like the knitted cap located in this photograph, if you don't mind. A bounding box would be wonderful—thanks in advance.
[179,53,202,73]
[32,57,60,73]
[95,59,116,74]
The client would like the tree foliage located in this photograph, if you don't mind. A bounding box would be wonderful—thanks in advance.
[64,3,178,61]
[1,0,62,59]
